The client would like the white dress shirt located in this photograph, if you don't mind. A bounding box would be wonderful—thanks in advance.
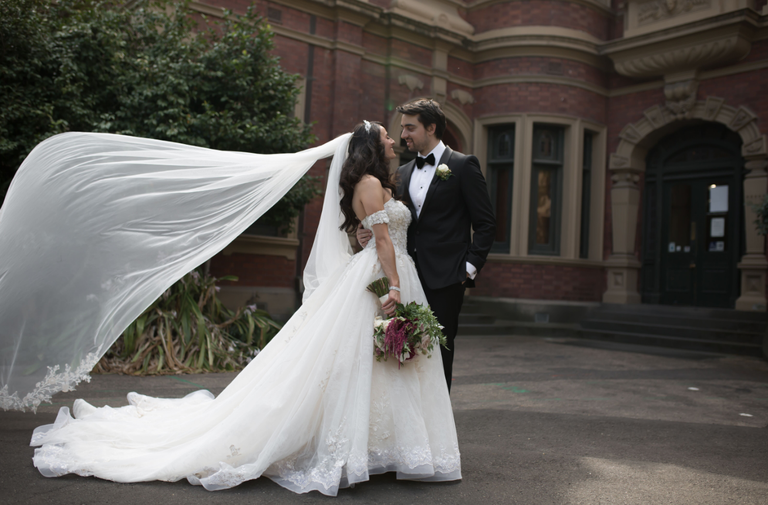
[408,141,477,280]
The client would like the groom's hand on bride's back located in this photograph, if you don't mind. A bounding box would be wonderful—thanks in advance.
[356,224,372,248]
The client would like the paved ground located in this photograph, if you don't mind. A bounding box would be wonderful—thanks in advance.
[1,334,767,504]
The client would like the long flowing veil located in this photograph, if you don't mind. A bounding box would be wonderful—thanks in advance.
[302,134,354,303]
[0,131,352,412]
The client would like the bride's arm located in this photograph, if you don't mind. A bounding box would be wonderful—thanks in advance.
[355,177,400,316]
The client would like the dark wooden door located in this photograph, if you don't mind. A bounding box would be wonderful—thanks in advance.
[641,124,743,308]
[659,178,736,307]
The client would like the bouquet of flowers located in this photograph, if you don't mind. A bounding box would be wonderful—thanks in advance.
[366,278,447,367]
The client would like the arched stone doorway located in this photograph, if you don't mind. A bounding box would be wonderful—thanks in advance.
[604,98,768,311]
[641,124,744,308]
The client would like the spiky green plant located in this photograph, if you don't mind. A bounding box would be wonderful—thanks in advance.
[95,269,281,375]
[749,194,768,237]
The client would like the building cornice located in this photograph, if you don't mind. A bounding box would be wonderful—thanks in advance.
[190,1,768,99]
[464,0,613,14]
[602,9,762,80]
[474,74,608,96]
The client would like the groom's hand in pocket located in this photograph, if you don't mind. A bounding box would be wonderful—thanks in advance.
[356,224,372,248]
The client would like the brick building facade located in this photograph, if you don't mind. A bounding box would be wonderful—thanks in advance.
[199,0,768,319]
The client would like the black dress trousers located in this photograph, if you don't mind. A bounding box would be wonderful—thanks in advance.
[419,268,465,392]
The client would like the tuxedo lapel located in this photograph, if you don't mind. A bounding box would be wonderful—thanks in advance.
[399,159,418,222]
[420,147,453,218]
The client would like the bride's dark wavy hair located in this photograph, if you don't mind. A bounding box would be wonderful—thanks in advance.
[339,121,397,233]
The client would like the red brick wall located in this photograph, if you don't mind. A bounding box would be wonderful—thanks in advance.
[390,39,433,68]
[448,56,473,81]
[362,31,388,57]
[272,36,308,75]
[474,83,607,125]
[207,0,768,308]
[472,262,604,301]
[211,253,296,288]
[467,0,612,41]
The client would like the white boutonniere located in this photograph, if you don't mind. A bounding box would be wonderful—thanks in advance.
[436,164,453,181]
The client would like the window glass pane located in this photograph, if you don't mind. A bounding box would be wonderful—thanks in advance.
[488,125,515,253]
[499,133,512,158]
[529,124,563,255]
[580,131,593,258]
[493,168,512,244]
[539,132,553,158]
[536,169,553,245]
[709,184,728,213]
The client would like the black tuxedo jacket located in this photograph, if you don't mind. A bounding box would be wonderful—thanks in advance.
[396,147,496,290]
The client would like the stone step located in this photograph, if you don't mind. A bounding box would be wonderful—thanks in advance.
[581,319,764,345]
[458,313,495,325]
[576,328,764,357]
[459,320,579,338]
[585,311,765,333]
[595,303,768,323]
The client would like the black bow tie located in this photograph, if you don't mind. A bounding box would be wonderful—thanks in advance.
[415,153,435,169]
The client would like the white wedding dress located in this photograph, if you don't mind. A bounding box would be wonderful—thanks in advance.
[30,197,461,495]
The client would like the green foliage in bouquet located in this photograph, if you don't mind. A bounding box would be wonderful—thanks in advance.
[0,0,318,233]
[95,269,281,375]
[373,302,447,366]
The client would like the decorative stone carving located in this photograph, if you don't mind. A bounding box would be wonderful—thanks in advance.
[389,0,475,36]
[730,106,757,131]
[450,89,474,105]
[608,28,752,80]
[611,168,642,190]
[616,37,749,78]
[643,105,669,129]
[745,159,768,174]
[609,154,630,169]
[664,79,698,119]
[743,136,766,156]
[619,124,643,143]
[636,0,710,26]
[398,74,424,91]
[703,96,724,120]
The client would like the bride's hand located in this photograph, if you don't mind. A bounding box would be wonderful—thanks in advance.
[382,289,400,316]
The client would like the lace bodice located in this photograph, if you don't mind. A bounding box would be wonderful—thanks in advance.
[360,198,410,253]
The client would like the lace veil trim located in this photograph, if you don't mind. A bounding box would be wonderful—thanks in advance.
[0,352,101,413]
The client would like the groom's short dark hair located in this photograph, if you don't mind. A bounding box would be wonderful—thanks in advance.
[397,99,446,140]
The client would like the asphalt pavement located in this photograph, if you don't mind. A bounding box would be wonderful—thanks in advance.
[1,334,767,504]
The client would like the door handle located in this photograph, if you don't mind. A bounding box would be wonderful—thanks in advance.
[689,263,696,269]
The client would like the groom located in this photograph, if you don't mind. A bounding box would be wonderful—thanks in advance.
[359,99,495,391]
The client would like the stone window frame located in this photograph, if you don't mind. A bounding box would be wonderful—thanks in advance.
[474,114,606,266]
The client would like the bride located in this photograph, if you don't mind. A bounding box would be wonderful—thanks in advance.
[24,121,461,495]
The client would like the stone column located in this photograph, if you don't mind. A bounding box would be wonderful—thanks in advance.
[735,158,768,311]
[603,165,642,304]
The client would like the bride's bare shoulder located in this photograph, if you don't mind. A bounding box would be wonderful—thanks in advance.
[354,175,383,194]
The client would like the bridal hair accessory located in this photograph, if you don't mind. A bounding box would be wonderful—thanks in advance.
[367,278,447,367]
[363,120,372,132]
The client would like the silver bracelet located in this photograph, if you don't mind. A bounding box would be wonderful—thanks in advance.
[389,286,401,292]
